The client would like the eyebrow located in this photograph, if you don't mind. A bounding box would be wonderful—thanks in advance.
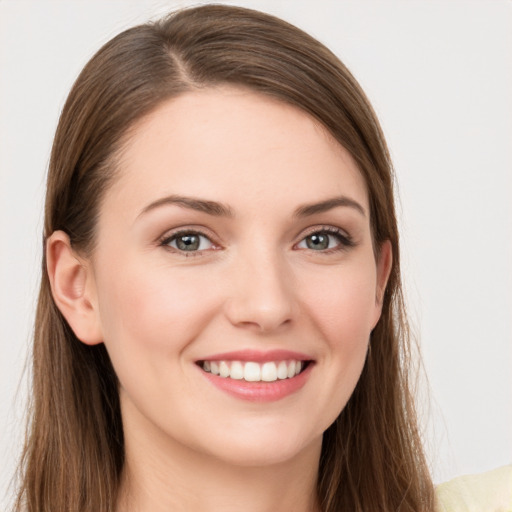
[294,196,366,218]
[138,194,235,218]
[138,194,365,220]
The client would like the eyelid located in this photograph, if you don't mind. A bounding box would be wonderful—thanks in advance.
[294,225,355,251]
[299,224,351,239]
[157,226,222,253]
[156,224,354,255]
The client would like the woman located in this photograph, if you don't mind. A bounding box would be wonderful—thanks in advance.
[11,4,454,511]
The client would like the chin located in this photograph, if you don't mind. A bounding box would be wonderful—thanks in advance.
[209,439,319,469]
[188,417,325,468]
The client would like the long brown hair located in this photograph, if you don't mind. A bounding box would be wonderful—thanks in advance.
[15,5,434,511]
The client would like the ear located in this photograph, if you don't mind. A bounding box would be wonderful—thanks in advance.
[46,231,103,345]
[372,239,393,328]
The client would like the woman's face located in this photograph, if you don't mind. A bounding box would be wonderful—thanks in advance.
[87,87,390,467]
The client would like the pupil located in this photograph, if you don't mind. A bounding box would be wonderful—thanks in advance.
[307,233,328,250]
[177,234,199,251]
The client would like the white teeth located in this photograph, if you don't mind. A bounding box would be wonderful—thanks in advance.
[261,362,277,382]
[230,361,244,380]
[210,361,220,375]
[219,361,230,378]
[277,361,288,379]
[201,359,306,382]
[244,362,261,382]
[287,361,296,378]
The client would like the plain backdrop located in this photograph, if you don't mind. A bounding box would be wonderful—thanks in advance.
[1,0,511,507]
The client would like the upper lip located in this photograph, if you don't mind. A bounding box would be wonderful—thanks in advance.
[197,349,313,363]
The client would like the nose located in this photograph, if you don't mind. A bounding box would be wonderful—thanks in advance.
[223,248,297,334]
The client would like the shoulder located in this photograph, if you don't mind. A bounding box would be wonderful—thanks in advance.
[435,465,512,512]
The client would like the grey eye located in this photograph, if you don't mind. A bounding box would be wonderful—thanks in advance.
[305,233,330,250]
[298,231,344,251]
[166,232,213,252]
[176,234,200,251]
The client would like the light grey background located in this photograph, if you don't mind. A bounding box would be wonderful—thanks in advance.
[1,0,511,507]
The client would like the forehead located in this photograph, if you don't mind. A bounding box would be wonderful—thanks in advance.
[107,86,369,217]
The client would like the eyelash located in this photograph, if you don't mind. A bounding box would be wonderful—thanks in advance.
[159,229,219,257]
[298,226,355,254]
[158,226,355,256]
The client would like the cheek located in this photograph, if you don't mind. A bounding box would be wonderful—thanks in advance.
[299,264,378,423]
[303,262,378,347]
[94,257,221,364]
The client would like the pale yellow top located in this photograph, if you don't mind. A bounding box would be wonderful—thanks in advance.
[436,465,512,512]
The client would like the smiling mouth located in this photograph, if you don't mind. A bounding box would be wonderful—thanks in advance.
[197,359,312,382]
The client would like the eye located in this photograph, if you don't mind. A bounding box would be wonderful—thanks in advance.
[296,228,353,252]
[161,231,215,253]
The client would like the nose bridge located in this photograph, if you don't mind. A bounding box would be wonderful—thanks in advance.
[225,236,296,332]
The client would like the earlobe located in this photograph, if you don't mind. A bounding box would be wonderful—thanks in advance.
[46,231,103,345]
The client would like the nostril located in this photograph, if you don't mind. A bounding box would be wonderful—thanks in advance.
[224,299,296,334]
[222,265,297,333]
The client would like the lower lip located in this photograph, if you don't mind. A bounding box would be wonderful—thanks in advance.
[199,363,313,402]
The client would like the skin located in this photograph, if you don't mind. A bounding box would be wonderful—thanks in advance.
[47,86,392,512]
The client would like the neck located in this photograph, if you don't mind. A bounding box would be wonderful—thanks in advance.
[116,402,322,512]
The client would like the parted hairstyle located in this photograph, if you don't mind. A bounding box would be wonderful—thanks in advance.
[14,5,435,512]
